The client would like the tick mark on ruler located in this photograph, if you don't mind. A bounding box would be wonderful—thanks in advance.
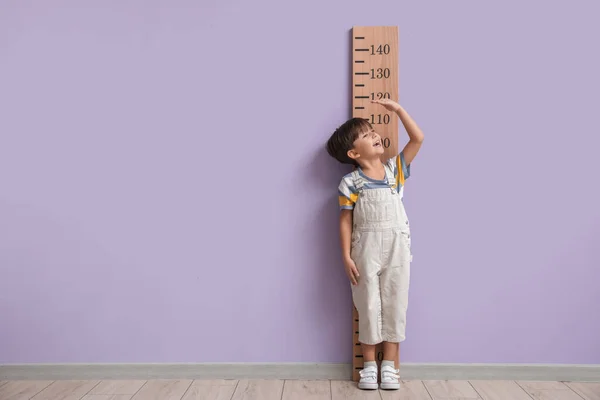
[355,84,365,87]
[355,107,364,110]
[355,72,369,75]
[355,96,369,99]
[355,60,365,63]
[355,49,369,52]
[355,36,365,39]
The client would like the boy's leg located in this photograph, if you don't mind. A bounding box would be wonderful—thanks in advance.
[362,343,377,362]
[358,343,378,390]
[382,341,399,368]
[380,341,401,390]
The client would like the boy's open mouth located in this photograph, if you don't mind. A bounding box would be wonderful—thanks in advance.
[374,141,381,147]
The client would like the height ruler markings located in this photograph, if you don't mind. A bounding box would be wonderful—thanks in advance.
[351,25,399,382]
[352,26,399,162]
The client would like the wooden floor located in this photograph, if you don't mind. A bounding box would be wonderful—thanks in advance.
[0,379,599,400]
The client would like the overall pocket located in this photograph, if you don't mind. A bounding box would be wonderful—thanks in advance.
[350,230,370,266]
[391,229,412,266]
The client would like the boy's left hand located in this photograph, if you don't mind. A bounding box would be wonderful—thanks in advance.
[371,99,401,112]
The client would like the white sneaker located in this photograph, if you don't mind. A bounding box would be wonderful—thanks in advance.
[380,365,400,390]
[358,365,378,390]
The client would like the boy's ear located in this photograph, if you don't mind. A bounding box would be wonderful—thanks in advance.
[347,149,360,161]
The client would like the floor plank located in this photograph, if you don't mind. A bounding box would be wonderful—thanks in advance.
[423,380,480,399]
[564,382,600,400]
[331,380,381,399]
[380,380,433,399]
[231,380,284,400]
[131,380,192,400]
[0,379,593,400]
[469,380,532,400]
[518,381,584,400]
[32,380,100,400]
[190,380,238,386]
[281,380,331,400]
[0,381,54,400]
[89,381,147,395]
[181,380,239,400]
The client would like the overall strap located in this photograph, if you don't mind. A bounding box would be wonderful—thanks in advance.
[385,163,396,192]
[351,170,365,193]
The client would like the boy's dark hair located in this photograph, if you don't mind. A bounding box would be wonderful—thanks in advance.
[326,118,372,166]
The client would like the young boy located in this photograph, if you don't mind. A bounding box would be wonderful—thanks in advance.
[326,99,424,390]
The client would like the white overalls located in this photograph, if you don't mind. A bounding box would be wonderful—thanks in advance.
[350,167,412,345]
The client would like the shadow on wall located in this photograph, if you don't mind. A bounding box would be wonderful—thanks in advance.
[268,29,355,359]
[295,33,354,356]
[303,138,355,357]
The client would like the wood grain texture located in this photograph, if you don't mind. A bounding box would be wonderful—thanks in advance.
[469,380,532,400]
[130,380,192,400]
[89,381,147,395]
[190,380,238,386]
[181,380,238,400]
[32,380,100,400]
[564,382,600,400]
[331,380,382,400]
[518,381,589,400]
[380,380,433,400]
[423,380,480,399]
[281,380,331,400]
[231,380,284,400]
[1,379,595,400]
[0,380,54,400]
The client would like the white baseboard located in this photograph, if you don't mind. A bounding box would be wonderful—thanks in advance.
[1,363,599,382]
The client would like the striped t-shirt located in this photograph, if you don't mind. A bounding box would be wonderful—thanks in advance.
[338,152,411,210]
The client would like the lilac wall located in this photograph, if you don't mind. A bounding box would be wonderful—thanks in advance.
[1,1,599,364]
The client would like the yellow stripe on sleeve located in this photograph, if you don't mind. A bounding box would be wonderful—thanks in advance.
[397,155,405,186]
[339,193,358,207]
[339,196,353,207]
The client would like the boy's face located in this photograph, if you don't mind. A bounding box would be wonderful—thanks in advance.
[348,127,384,162]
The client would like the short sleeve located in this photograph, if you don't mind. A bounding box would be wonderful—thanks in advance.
[399,151,411,182]
[338,175,358,210]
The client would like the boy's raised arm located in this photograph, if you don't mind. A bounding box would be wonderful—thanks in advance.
[372,100,424,166]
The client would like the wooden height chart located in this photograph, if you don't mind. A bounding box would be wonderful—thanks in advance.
[352,26,399,161]
[351,26,399,382]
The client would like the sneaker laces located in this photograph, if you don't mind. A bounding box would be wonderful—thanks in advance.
[381,365,400,380]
